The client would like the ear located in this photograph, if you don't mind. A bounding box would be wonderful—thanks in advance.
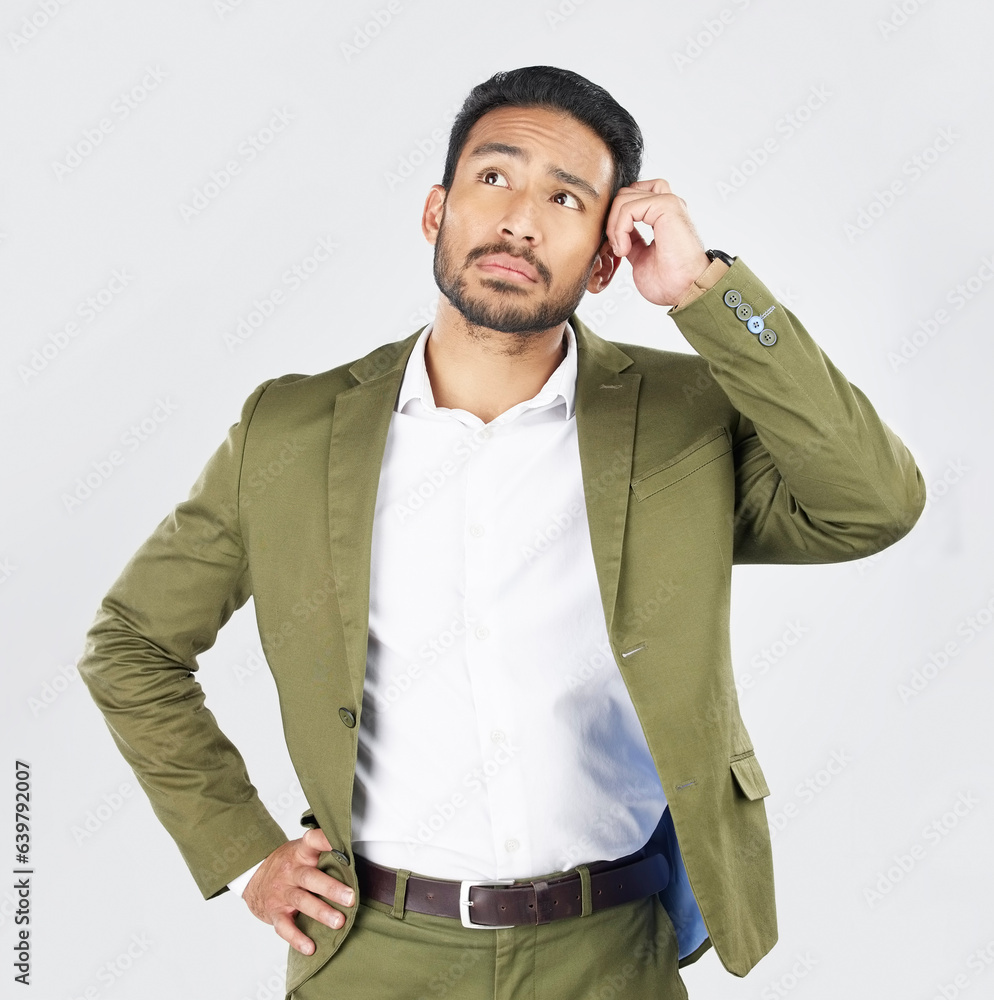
[586,239,620,293]
[421,184,447,245]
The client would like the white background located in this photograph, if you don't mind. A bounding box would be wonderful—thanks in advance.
[2,1,993,998]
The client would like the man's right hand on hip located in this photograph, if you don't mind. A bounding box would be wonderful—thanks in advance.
[243,828,355,955]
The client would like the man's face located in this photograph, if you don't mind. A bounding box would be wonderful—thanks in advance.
[424,105,618,335]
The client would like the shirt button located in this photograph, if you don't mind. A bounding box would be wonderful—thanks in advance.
[479,427,493,440]
[474,626,490,640]
[504,839,520,853]
[338,707,356,728]
[490,730,506,744]
[469,524,485,537]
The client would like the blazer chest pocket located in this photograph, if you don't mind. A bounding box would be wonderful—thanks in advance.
[730,750,771,800]
[631,428,731,502]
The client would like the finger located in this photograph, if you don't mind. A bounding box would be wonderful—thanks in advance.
[287,884,349,930]
[272,911,318,956]
[297,867,356,908]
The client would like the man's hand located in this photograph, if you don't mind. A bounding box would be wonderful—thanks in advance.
[243,828,355,956]
[604,178,711,308]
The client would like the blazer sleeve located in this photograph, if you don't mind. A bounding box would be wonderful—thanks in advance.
[669,258,927,564]
[77,380,288,899]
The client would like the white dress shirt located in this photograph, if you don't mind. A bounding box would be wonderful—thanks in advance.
[350,320,668,880]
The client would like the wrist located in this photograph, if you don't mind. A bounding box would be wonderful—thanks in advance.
[672,255,732,312]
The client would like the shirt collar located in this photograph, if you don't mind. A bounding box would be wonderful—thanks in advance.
[396,319,577,422]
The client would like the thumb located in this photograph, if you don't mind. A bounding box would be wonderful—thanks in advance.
[300,827,333,859]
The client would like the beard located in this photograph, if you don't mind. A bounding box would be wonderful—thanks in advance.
[432,213,595,335]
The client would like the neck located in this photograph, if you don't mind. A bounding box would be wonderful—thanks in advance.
[423,296,568,423]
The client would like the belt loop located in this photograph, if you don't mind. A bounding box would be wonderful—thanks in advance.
[391,869,411,920]
[577,865,592,918]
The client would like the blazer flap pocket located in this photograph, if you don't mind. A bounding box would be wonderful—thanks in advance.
[730,751,771,800]
[631,428,731,501]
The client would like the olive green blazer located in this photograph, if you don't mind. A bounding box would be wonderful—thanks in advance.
[78,259,925,990]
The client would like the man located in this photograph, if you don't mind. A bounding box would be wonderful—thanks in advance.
[78,66,925,998]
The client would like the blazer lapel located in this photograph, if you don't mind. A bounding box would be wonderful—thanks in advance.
[327,331,421,701]
[572,317,639,636]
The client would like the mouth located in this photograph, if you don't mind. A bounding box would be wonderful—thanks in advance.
[475,253,540,284]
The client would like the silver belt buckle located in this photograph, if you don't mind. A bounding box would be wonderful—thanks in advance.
[458,879,515,929]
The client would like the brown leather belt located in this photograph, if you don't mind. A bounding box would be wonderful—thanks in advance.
[354,851,670,928]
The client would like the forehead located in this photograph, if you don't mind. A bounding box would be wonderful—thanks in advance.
[458,105,615,190]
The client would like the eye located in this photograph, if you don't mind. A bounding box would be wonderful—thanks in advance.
[480,169,509,187]
[552,191,581,210]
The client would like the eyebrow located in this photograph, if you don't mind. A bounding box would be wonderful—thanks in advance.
[466,141,601,201]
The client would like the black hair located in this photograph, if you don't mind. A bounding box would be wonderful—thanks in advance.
[440,66,643,200]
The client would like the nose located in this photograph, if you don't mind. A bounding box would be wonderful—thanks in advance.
[497,191,540,245]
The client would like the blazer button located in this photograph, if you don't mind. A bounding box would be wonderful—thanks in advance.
[338,707,356,728]
[758,329,777,346]
[735,302,754,321]
[723,289,743,308]
[330,849,350,865]
[746,315,765,334]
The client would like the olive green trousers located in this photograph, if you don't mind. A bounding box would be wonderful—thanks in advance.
[289,882,689,1000]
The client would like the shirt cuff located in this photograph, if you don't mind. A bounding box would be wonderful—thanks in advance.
[670,258,731,313]
[228,860,265,898]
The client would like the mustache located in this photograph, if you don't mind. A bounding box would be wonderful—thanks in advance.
[464,242,552,286]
